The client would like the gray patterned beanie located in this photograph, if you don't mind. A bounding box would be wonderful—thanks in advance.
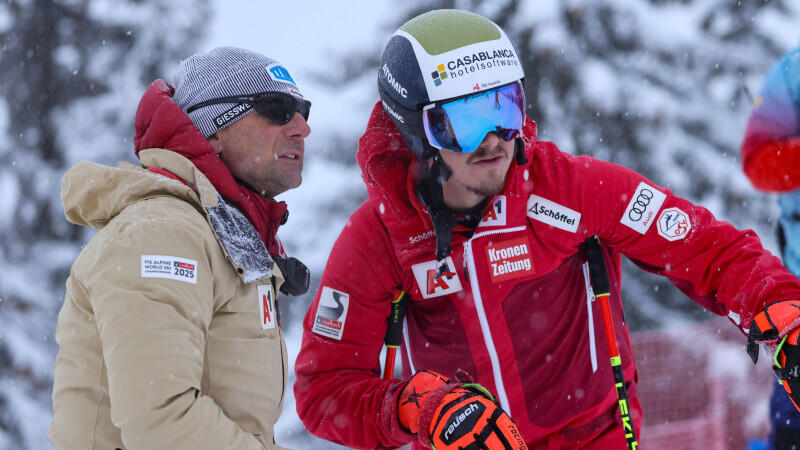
[173,46,305,137]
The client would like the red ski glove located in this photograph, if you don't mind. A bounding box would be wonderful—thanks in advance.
[747,300,800,411]
[397,370,526,449]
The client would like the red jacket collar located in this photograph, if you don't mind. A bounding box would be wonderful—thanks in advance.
[133,80,287,256]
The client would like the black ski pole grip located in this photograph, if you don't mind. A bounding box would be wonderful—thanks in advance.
[585,236,610,296]
[384,290,407,348]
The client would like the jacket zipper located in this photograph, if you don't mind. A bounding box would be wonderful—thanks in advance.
[462,225,525,416]
[274,276,286,407]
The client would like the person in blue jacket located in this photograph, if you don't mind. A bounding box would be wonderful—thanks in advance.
[741,45,800,450]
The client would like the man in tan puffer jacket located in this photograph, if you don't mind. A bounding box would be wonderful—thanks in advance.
[49,47,312,450]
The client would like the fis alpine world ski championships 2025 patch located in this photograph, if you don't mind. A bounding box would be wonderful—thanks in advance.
[141,255,198,284]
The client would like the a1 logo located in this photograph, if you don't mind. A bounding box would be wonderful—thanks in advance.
[411,256,463,299]
[257,285,276,330]
[480,195,506,227]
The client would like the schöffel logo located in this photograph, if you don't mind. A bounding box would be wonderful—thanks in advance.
[526,195,581,233]
[620,182,666,235]
[409,229,435,244]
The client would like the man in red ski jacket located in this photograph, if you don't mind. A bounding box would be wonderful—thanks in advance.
[294,10,800,449]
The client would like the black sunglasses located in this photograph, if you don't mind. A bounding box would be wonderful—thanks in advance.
[187,92,311,125]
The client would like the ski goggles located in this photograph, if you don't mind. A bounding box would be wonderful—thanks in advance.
[187,92,311,125]
[422,81,525,153]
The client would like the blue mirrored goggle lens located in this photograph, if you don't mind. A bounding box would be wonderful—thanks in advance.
[423,82,525,153]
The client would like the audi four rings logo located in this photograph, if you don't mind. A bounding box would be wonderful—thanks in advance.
[628,189,654,221]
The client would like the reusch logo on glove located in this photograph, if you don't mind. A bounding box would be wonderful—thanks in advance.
[485,236,535,283]
[440,401,485,445]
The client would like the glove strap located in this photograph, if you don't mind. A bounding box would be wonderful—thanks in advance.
[772,335,800,380]
[418,384,461,449]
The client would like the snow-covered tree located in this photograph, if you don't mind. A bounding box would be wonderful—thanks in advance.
[0,1,209,447]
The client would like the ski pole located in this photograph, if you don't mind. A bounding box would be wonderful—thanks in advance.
[585,236,639,449]
[383,289,408,379]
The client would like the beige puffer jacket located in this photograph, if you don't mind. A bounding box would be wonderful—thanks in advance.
[49,149,288,450]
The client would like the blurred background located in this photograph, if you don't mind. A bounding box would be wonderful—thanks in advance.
[0,0,798,448]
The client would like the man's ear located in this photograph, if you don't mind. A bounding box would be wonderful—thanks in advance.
[208,133,224,156]
[208,134,223,156]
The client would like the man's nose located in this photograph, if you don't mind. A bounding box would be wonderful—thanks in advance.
[284,112,311,139]
[478,131,501,149]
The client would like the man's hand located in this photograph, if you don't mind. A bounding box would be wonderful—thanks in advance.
[747,300,800,411]
[396,370,526,449]
[398,370,450,434]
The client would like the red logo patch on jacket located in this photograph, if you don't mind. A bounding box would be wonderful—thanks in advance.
[485,236,535,283]
[411,257,463,299]
[257,285,276,330]
[312,287,350,340]
[479,195,506,227]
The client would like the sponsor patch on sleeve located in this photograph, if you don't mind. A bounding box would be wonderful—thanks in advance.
[485,236,535,283]
[479,195,507,227]
[141,255,198,284]
[619,182,666,234]
[258,285,276,330]
[411,257,463,299]
[656,207,692,241]
[311,287,349,340]
[526,195,581,232]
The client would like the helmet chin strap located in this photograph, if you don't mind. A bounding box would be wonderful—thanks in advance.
[420,136,527,266]
[419,151,457,264]
[514,137,528,165]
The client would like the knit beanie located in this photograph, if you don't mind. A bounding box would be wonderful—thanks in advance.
[173,46,305,137]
